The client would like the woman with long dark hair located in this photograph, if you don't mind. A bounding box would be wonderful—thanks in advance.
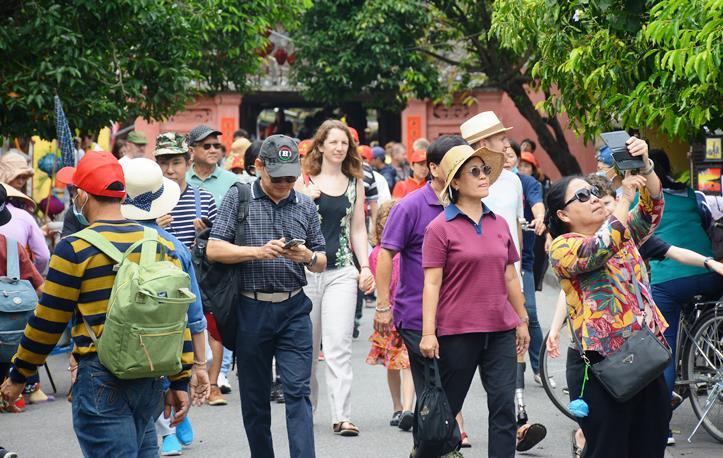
[546,137,670,457]
[296,119,375,436]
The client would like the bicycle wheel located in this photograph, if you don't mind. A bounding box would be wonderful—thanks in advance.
[682,309,723,443]
[539,331,576,421]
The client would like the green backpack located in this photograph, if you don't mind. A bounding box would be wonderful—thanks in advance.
[74,227,195,379]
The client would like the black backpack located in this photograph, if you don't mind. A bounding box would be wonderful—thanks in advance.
[416,359,459,450]
[192,182,251,350]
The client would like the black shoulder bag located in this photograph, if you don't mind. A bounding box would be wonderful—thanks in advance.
[192,182,251,349]
[570,277,671,403]
[416,359,457,445]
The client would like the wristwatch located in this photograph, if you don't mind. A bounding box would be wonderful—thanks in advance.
[703,256,714,271]
[304,251,319,267]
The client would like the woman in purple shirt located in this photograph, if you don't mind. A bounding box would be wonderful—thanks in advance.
[420,144,530,458]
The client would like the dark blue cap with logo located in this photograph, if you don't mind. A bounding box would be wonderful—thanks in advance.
[259,135,301,178]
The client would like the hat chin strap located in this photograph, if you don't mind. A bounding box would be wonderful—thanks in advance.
[123,185,164,212]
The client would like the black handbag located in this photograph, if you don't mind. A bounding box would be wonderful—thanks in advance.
[570,277,671,403]
[416,359,457,445]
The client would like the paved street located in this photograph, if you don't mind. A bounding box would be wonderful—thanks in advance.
[2,275,721,457]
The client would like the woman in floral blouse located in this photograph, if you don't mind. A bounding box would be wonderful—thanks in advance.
[546,137,669,458]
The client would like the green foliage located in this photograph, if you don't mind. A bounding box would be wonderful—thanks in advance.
[492,0,722,141]
[0,0,308,139]
[291,0,442,110]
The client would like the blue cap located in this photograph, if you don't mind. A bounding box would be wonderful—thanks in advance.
[596,146,614,166]
[372,146,386,160]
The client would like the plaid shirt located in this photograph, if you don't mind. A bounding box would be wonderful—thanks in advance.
[210,181,325,292]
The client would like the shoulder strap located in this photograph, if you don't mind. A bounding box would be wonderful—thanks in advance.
[74,228,124,264]
[233,183,251,246]
[5,237,20,279]
[138,227,160,266]
[192,185,202,219]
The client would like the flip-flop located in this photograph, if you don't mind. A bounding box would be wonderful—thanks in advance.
[516,423,547,452]
[333,421,359,437]
[460,431,472,448]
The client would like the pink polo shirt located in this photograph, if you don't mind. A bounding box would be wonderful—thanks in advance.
[422,203,521,336]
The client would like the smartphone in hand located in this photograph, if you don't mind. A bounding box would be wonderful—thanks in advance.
[283,239,306,249]
[600,131,646,171]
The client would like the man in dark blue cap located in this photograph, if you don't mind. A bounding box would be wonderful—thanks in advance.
[206,135,327,458]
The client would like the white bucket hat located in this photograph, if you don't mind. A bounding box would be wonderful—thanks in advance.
[120,158,180,220]
[459,111,513,146]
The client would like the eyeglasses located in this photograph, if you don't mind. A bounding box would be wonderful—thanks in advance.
[564,186,602,207]
[198,143,222,150]
[464,165,493,178]
[270,176,297,184]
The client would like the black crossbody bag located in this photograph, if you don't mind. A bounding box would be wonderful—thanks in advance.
[570,277,671,403]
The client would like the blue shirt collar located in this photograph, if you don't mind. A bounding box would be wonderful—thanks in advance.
[444,202,495,222]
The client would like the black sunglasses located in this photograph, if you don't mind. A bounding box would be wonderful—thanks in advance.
[464,165,493,178]
[564,186,602,207]
[198,143,222,150]
[270,176,297,184]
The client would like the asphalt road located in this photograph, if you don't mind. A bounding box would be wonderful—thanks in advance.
[2,275,721,457]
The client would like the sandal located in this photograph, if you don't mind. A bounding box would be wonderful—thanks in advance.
[333,421,360,437]
[460,431,472,448]
[516,423,547,452]
[571,429,585,457]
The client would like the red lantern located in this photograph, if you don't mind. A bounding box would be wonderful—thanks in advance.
[273,48,288,65]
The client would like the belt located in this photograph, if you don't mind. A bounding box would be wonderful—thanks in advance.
[240,289,302,303]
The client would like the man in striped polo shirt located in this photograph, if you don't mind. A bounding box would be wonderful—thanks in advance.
[154,132,217,250]
[0,152,194,456]
[154,132,230,406]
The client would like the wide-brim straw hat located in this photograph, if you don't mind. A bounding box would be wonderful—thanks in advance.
[459,111,513,146]
[0,151,34,183]
[439,145,505,206]
[1,182,36,209]
[120,158,180,220]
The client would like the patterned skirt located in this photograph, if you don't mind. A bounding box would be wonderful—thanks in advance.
[365,326,410,370]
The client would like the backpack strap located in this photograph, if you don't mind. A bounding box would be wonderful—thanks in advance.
[192,185,202,219]
[74,229,124,264]
[138,227,161,266]
[233,183,251,246]
[5,237,20,280]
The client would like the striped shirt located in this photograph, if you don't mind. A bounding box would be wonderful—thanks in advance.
[168,184,217,249]
[9,220,193,390]
[362,163,378,201]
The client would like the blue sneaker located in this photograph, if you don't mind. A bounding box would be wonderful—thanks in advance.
[160,434,183,456]
[176,416,194,446]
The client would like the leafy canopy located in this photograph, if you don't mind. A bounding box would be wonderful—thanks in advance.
[492,0,722,141]
[0,0,309,139]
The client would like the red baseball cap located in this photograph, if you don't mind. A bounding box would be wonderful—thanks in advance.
[57,151,126,198]
[409,149,427,164]
[520,151,539,168]
[358,145,372,162]
[298,139,313,157]
[348,126,359,144]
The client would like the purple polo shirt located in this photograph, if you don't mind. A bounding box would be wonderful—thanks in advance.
[380,183,442,331]
[423,203,521,336]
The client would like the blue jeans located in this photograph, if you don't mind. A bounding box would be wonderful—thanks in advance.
[72,354,163,457]
[221,347,233,375]
[236,292,315,458]
[522,269,543,374]
[651,272,723,396]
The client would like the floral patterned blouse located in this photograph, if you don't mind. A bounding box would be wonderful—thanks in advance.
[549,187,668,356]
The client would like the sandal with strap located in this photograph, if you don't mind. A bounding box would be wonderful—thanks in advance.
[333,421,360,437]
[571,429,585,457]
[460,431,472,448]
[516,423,547,452]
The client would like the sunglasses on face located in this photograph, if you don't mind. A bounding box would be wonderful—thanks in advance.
[464,165,493,178]
[198,143,222,150]
[270,176,297,184]
[564,185,602,207]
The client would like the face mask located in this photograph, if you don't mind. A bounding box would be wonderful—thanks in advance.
[512,166,519,174]
[596,170,607,177]
[73,193,90,226]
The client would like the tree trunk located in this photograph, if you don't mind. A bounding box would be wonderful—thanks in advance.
[501,79,582,176]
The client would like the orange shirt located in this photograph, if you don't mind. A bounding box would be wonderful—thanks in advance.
[392,178,427,199]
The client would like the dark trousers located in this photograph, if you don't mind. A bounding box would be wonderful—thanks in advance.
[438,331,517,458]
[566,348,670,458]
[236,292,315,458]
[651,272,722,395]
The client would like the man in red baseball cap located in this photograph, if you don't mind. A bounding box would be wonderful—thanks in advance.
[1,151,194,457]
[391,149,428,199]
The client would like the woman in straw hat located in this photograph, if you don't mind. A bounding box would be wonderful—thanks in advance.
[419,144,531,458]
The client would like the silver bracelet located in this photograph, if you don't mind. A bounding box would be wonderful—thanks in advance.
[641,158,655,176]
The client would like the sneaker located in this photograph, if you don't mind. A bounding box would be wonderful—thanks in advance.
[390,410,402,427]
[207,385,228,406]
[547,376,557,388]
[28,388,50,403]
[352,326,360,340]
[217,373,232,395]
[175,416,194,446]
[0,448,19,458]
[670,391,684,411]
[533,374,543,386]
[160,434,183,456]
[667,430,676,446]
[398,410,414,431]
